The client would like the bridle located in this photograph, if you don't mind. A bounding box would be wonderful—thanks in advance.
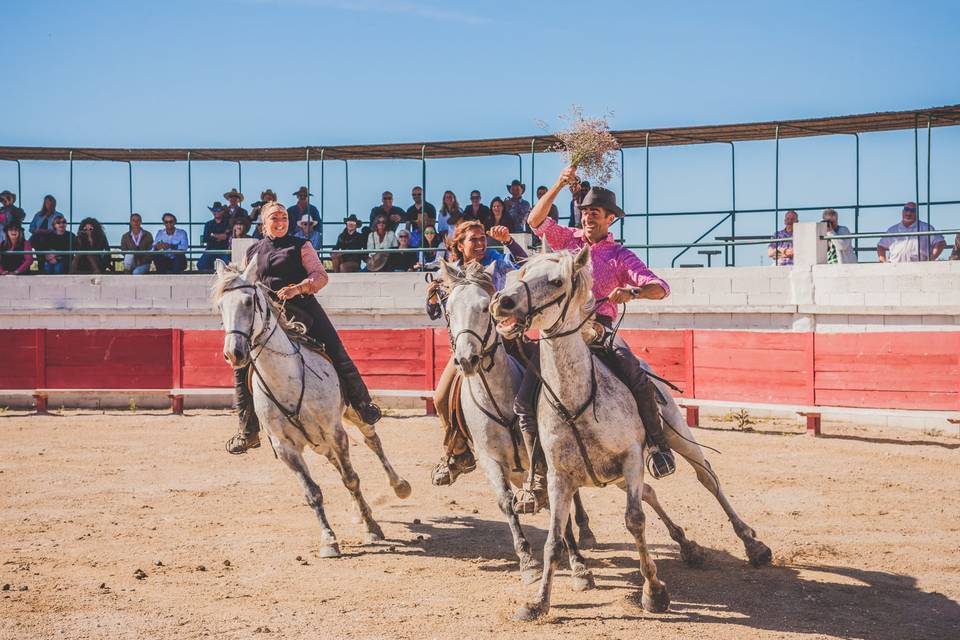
[513,267,599,341]
[221,282,275,350]
[451,314,499,373]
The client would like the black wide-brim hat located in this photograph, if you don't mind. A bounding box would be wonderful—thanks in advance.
[343,214,362,224]
[579,186,624,218]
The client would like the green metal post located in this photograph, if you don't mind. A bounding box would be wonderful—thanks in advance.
[644,133,650,264]
[854,134,860,254]
[926,116,932,230]
[914,115,920,260]
[306,148,311,193]
[127,161,133,216]
[187,151,193,248]
[515,153,522,186]
[68,151,73,252]
[15,160,21,205]
[421,145,427,250]
[774,125,780,234]
[320,149,325,235]
[619,147,625,243]
[236,161,242,194]
[729,142,736,266]
[530,138,536,202]
[342,159,349,217]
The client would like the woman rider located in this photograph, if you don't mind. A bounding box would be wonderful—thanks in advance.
[426,221,527,485]
[226,202,382,454]
[514,167,675,512]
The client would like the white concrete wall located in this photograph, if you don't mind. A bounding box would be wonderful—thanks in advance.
[1,261,958,331]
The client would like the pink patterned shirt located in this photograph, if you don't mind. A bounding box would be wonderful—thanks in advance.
[533,217,670,321]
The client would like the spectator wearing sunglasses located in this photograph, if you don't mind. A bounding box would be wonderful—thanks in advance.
[369,191,406,232]
[41,214,76,274]
[0,221,33,275]
[120,213,154,274]
[877,201,946,263]
[460,190,490,225]
[153,212,188,273]
[405,186,436,234]
[366,216,397,272]
[71,217,112,274]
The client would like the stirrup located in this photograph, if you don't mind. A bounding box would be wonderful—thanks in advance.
[225,432,260,455]
[512,486,548,515]
[646,448,676,479]
[431,455,475,486]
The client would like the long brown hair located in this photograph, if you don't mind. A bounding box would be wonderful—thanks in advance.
[446,219,485,263]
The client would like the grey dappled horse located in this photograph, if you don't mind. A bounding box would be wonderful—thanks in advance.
[213,258,411,557]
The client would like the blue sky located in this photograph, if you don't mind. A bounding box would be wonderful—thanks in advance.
[3,0,959,265]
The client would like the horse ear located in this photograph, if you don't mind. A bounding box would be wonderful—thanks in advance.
[214,259,226,277]
[439,259,464,284]
[483,261,497,279]
[242,254,259,283]
[574,245,591,271]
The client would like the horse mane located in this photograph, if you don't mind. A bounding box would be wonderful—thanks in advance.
[210,264,308,336]
[210,263,244,305]
[444,260,497,296]
[519,250,595,318]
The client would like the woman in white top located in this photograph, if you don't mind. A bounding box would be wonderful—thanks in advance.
[822,208,857,264]
[436,190,462,236]
[366,216,398,272]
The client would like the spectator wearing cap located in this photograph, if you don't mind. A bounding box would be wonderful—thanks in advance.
[568,179,591,227]
[230,215,253,246]
[288,186,320,232]
[822,208,857,264]
[389,228,419,271]
[405,186,436,233]
[0,190,25,235]
[152,212,188,273]
[332,214,365,273]
[0,221,33,275]
[40,214,75,274]
[482,197,520,236]
[366,216,398,272]
[504,179,531,228]
[437,191,462,236]
[71,217,112,274]
[295,216,322,250]
[223,188,248,224]
[878,201,946,263]
[197,202,232,273]
[120,213,154,274]
[461,190,490,224]
[767,210,798,266]
[369,191,406,232]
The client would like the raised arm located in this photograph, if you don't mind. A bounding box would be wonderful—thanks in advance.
[528,166,577,231]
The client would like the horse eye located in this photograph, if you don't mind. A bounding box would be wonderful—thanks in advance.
[550,278,563,287]
[244,298,253,306]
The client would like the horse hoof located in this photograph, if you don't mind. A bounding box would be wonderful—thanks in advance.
[514,603,546,622]
[641,583,670,613]
[578,528,598,550]
[319,543,341,559]
[746,540,772,567]
[393,480,412,500]
[570,570,596,592]
[520,564,541,585]
[680,541,706,568]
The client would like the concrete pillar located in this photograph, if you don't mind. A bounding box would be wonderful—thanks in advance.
[793,221,829,267]
[231,238,256,265]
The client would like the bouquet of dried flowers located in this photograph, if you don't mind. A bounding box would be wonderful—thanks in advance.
[539,106,620,185]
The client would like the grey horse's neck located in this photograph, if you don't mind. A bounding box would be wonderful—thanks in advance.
[463,335,513,405]
[538,316,594,415]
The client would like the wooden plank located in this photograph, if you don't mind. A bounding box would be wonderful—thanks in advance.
[684,330,696,400]
[815,332,960,357]
[695,331,804,351]
[816,370,958,394]
[815,353,960,371]
[695,347,807,371]
[618,329,687,349]
[815,388,957,411]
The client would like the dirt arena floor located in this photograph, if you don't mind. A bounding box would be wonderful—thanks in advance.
[1,408,958,640]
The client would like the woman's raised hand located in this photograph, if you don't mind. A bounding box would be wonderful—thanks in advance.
[488,225,511,243]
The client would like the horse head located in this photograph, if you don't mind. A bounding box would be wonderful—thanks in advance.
[213,256,262,369]
[440,260,498,376]
[491,247,593,339]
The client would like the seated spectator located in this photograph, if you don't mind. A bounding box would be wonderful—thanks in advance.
[406,186,436,231]
[482,197,520,235]
[249,189,276,223]
[120,213,154,275]
[950,234,960,261]
[504,179,531,228]
[295,216,322,249]
[0,190,25,235]
[197,202,231,273]
[40,214,74,274]
[437,190,461,236]
[416,225,444,271]
[389,228,419,271]
[288,186,319,231]
[230,214,253,246]
[152,212,188,274]
[536,185,560,222]
[461,190,490,224]
[767,210,797,266]
[369,191,406,232]
[70,217,112,274]
[223,188,248,224]
[568,180,590,227]
[29,195,62,240]
[877,201,946,263]
[366,216,397,272]
[822,208,857,264]
[0,221,33,275]
[332,214,365,273]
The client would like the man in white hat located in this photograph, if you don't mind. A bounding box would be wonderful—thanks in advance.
[289,187,320,233]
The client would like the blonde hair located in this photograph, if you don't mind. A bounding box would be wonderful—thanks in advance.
[261,202,288,221]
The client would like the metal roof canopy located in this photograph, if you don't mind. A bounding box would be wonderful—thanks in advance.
[3,105,959,162]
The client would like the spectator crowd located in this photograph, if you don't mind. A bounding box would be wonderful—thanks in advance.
[0,181,956,276]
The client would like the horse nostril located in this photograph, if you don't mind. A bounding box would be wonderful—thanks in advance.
[499,296,515,310]
[468,355,480,367]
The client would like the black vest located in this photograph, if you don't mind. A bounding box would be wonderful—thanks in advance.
[247,235,308,296]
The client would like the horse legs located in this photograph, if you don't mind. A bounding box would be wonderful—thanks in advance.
[514,473,575,622]
[624,454,670,613]
[346,411,412,499]
[320,429,385,544]
[572,490,597,549]
[641,483,705,567]
[480,457,540,584]
[563,516,595,592]
[275,441,341,558]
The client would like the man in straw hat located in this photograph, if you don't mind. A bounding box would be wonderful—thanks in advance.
[288,186,320,232]
[508,167,675,512]
[223,188,248,224]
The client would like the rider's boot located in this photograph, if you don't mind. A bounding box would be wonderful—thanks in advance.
[226,366,261,454]
[431,441,476,486]
[337,361,382,425]
[513,426,548,514]
[631,375,676,479]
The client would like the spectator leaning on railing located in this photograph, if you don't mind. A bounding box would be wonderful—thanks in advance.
[120,213,154,275]
[877,201,946,263]
[0,221,33,275]
[41,214,74,274]
[152,212,188,274]
[768,210,797,265]
[71,217,112,274]
[331,214,365,273]
[822,208,857,264]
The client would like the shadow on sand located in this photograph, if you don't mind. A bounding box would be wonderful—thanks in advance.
[391,515,960,639]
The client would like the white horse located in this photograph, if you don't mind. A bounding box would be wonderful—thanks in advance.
[213,258,411,558]
[491,248,770,621]
[439,260,594,588]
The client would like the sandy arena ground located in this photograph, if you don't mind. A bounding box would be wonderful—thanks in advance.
[1,408,958,639]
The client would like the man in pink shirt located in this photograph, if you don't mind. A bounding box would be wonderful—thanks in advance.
[513,167,674,511]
